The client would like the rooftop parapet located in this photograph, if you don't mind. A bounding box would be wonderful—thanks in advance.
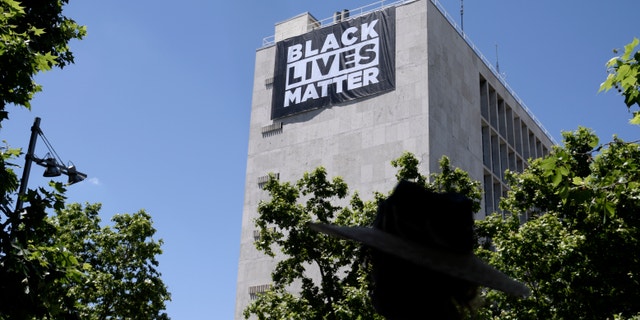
[260,0,556,144]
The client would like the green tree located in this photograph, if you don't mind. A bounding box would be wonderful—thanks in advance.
[244,153,482,319]
[244,167,382,320]
[0,0,86,115]
[475,127,640,319]
[0,169,84,319]
[1,3,171,318]
[599,37,640,125]
[0,171,172,319]
[0,0,88,317]
[51,203,171,319]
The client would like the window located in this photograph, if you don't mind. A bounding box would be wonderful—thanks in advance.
[257,173,280,189]
[249,284,272,300]
[479,76,551,216]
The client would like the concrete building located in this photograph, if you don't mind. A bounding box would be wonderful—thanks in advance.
[235,0,554,318]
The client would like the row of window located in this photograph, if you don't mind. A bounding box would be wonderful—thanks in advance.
[480,79,548,163]
[480,78,549,216]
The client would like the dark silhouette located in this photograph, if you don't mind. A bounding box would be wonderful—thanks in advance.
[311,180,529,319]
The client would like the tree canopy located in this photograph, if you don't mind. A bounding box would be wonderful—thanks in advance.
[244,154,482,319]
[1,1,170,318]
[53,203,171,319]
[472,39,640,319]
[475,128,640,319]
[0,1,87,316]
[600,37,640,125]
[0,177,83,319]
[0,0,86,115]
[245,167,381,320]
[247,141,640,319]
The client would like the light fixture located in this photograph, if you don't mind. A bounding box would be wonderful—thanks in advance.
[41,154,62,177]
[15,117,88,211]
[66,163,87,185]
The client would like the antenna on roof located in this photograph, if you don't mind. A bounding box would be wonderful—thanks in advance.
[460,0,464,31]
[495,43,500,75]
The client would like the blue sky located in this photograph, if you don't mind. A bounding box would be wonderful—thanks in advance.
[1,0,638,319]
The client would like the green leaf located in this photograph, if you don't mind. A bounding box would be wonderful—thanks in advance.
[539,157,556,173]
[4,0,25,14]
[622,37,639,60]
[572,177,584,186]
[29,26,46,37]
[605,56,619,69]
[33,52,58,71]
[617,64,632,78]
[557,165,570,176]
[604,200,615,217]
[630,112,640,125]
[621,68,638,88]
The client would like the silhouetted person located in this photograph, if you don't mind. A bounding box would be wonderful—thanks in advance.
[311,180,529,319]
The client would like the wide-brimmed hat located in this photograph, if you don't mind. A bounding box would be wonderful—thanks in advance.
[309,180,530,297]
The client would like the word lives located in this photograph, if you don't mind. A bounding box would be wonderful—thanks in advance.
[283,20,381,107]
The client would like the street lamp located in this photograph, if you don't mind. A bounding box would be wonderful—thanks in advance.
[15,117,87,211]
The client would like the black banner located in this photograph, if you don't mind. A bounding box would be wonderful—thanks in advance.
[271,7,396,119]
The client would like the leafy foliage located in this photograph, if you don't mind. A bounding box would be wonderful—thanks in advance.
[1,145,171,319]
[246,141,640,319]
[245,153,483,319]
[245,167,382,320]
[0,144,82,319]
[52,204,171,319]
[600,37,640,125]
[475,128,640,319]
[0,0,86,115]
[1,3,170,317]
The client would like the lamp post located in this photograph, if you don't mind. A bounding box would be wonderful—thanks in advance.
[15,117,87,212]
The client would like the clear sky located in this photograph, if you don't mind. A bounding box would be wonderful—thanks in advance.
[1,0,638,319]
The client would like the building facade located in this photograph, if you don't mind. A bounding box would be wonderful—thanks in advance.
[235,0,554,318]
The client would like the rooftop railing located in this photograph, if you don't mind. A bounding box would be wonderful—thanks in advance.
[261,0,414,47]
[428,0,557,144]
[260,0,557,144]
